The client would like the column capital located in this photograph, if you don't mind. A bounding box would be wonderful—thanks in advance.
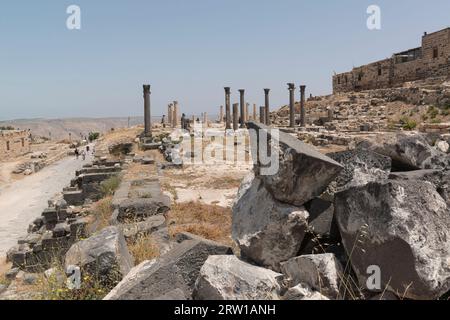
[300,85,306,91]
[224,87,231,94]
[264,88,270,94]
[238,89,245,94]
[143,85,151,93]
[288,83,295,90]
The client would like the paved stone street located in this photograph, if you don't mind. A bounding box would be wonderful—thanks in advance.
[0,148,94,258]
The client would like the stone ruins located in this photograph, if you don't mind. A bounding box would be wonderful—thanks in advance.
[0,129,30,160]
[333,27,450,93]
[1,75,450,301]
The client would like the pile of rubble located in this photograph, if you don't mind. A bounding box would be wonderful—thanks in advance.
[13,161,46,175]
[160,137,183,168]
[219,121,449,300]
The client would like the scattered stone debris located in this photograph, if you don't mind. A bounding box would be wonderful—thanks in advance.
[193,255,283,300]
[65,226,134,281]
[282,283,330,301]
[104,233,233,300]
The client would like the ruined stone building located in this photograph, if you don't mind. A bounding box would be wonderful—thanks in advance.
[333,27,450,93]
[0,130,30,159]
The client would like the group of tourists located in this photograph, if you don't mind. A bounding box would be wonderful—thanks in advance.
[74,144,93,161]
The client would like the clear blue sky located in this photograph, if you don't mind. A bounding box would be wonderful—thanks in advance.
[1,0,449,120]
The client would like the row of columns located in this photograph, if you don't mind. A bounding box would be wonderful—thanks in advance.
[167,101,180,128]
[143,83,308,135]
[223,88,272,130]
[288,83,307,128]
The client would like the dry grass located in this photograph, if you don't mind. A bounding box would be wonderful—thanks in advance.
[127,234,160,265]
[98,127,141,146]
[206,176,243,189]
[167,201,232,246]
[100,175,121,197]
[0,273,9,287]
[88,196,114,232]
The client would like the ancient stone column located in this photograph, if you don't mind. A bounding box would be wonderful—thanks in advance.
[245,102,250,122]
[143,85,152,137]
[173,101,179,127]
[300,85,306,127]
[264,89,270,126]
[239,89,245,128]
[288,83,295,128]
[203,112,208,127]
[233,103,239,131]
[253,104,257,121]
[225,87,231,130]
[168,104,173,127]
[328,107,334,121]
[219,105,224,123]
[259,106,265,123]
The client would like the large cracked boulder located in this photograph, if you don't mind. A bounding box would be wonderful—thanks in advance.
[335,180,450,300]
[193,255,283,300]
[326,148,392,197]
[359,133,450,170]
[247,121,343,206]
[389,169,450,207]
[280,253,343,299]
[232,172,309,269]
[103,233,232,300]
[65,226,134,281]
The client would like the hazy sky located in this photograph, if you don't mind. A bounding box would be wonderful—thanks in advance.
[1,0,449,120]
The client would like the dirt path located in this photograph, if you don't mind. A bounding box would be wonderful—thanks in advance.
[0,161,19,185]
[0,146,94,258]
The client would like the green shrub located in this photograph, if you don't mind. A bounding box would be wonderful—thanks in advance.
[88,132,100,142]
[0,126,15,130]
[100,176,121,197]
[427,106,439,119]
[402,119,417,131]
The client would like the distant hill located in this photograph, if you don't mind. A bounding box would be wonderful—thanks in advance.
[0,117,158,140]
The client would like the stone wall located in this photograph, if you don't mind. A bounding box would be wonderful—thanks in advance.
[0,130,30,160]
[333,28,450,93]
